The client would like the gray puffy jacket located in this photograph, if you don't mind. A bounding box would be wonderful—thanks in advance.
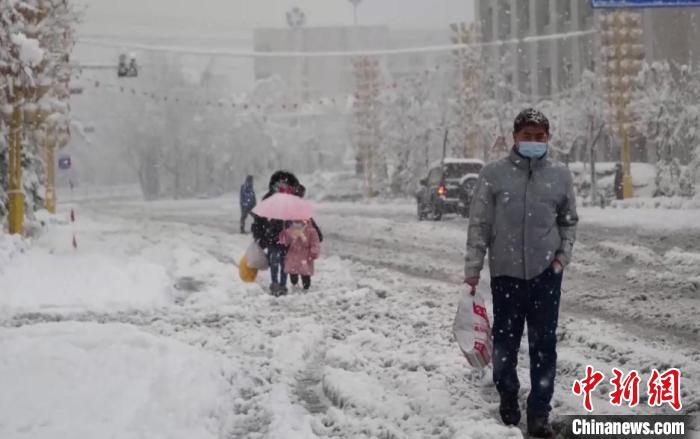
[464,150,578,280]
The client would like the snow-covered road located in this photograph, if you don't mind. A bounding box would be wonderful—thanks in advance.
[1,197,698,438]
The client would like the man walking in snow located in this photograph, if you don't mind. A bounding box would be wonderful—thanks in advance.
[239,175,256,234]
[464,109,578,437]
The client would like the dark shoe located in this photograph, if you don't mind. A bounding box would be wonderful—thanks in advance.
[499,395,521,426]
[527,415,554,438]
[278,285,289,296]
[269,283,279,296]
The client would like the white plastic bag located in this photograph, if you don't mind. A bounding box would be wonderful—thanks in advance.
[244,241,269,270]
[453,290,492,369]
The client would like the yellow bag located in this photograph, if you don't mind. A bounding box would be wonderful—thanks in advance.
[239,256,258,283]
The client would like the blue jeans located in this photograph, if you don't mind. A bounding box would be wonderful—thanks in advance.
[491,267,562,417]
[268,245,288,286]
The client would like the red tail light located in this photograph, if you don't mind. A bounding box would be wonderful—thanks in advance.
[438,185,446,196]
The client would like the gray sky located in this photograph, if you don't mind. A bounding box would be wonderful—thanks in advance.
[76,0,475,37]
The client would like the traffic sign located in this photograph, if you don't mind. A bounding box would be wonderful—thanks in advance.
[592,0,700,7]
[58,155,71,170]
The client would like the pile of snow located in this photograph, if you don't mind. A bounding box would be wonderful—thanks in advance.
[611,195,700,210]
[580,207,700,231]
[0,249,172,313]
[0,210,177,314]
[0,232,26,271]
[10,33,44,67]
[595,241,660,266]
[300,170,365,202]
[0,322,237,439]
[569,162,657,199]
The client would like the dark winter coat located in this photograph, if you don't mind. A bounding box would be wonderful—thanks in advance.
[465,149,579,280]
[252,171,301,249]
[240,179,256,211]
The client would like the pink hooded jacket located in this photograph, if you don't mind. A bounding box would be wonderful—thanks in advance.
[278,223,321,276]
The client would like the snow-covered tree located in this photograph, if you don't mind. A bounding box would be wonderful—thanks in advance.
[1,0,77,226]
[636,61,700,197]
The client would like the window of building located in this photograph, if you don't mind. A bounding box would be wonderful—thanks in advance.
[560,1,572,24]
[518,0,530,37]
[504,72,514,102]
[535,0,550,34]
[562,61,573,89]
[499,2,512,40]
[520,69,532,95]
[540,67,552,96]
[482,4,494,42]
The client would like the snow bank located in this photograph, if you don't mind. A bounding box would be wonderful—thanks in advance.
[0,211,177,314]
[611,196,700,210]
[0,322,237,439]
[596,241,660,266]
[580,207,700,231]
[0,249,172,312]
[300,170,365,202]
[0,232,26,271]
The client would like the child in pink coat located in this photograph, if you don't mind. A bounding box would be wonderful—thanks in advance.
[278,220,321,290]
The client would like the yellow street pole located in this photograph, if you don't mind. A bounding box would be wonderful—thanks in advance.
[612,10,634,199]
[622,130,634,198]
[8,89,24,235]
[45,127,57,213]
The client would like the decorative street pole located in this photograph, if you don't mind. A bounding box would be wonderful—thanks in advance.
[600,10,644,199]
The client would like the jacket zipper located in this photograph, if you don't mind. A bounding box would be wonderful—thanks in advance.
[522,162,533,279]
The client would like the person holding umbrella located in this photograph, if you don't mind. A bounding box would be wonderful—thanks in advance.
[252,171,312,296]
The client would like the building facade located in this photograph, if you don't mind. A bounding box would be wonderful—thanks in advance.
[474,0,596,99]
[253,25,392,100]
[252,26,451,100]
[641,7,700,69]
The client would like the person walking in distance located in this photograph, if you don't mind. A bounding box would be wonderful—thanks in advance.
[240,175,256,234]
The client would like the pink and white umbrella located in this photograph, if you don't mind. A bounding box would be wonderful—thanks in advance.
[252,193,314,221]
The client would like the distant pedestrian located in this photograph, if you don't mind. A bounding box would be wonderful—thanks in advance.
[240,175,256,234]
[614,163,624,200]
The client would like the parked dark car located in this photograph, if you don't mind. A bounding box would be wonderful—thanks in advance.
[416,158,484,221]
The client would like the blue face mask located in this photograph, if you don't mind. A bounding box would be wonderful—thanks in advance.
[517,141,548,159]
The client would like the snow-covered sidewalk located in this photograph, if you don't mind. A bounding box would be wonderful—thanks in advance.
[0,211,254,439]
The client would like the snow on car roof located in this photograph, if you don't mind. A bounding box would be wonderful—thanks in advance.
[430,158,485,168]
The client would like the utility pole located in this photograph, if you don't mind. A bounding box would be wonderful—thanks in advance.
[286,7,306,126]
[352,56,380,198]
[348,0,362,26]
[600,10,644,199]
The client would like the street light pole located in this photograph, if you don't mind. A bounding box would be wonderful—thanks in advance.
[348,0,362,26]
